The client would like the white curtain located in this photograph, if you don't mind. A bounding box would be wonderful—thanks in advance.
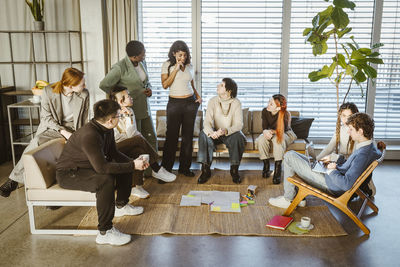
[103,0,138,72]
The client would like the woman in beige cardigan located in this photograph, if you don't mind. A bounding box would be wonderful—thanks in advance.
[0,68,89,198]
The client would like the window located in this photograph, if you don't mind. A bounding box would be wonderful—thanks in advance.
[287,0,374,138]
[201,0,283,107]
[373,0,400,139]
[138,0,192,114]
[139,0,400,141]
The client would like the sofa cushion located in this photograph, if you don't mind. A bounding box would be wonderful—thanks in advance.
[242,108,250,135]
[156,111,202,137]
[26,184,96,201]
[23,138,65,189]
[157,137,199,150]
[252,110,263,134]
[291,117,314,140]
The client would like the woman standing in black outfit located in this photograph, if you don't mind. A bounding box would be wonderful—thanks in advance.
[160,40,202,176]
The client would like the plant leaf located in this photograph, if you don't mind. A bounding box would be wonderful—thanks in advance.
[351,50,365,60]
[354,69,366,83]
[362,63,377,78]
[337,27,352,38]
[372,42,384,49]
[366,58,384,64]
[303,28,312,36]
[358,48,371,55]
[332,7,349,29]
[369,52,380,57]
[333,0,356,10]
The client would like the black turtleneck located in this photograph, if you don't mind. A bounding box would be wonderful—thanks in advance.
[57,118,134,173]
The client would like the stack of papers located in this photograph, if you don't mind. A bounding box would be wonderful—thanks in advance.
[179,190,241,213]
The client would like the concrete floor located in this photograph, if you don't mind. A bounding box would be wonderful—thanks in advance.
[0,159,399,267]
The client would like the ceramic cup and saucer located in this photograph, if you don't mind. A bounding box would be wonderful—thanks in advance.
[296,216,314,230]
[296,222,314,230]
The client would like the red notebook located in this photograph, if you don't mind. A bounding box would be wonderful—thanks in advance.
[266,215,293,230]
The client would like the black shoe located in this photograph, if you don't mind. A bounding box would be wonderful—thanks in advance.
[230,165,241,184]
[178,169,195,177]
[0,179,18,198]
[272,160,282,184]
[198,164,211,184]
[262,159,272,178]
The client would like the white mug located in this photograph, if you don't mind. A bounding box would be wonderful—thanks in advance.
[300,216,311,228]
[140,154,150,163]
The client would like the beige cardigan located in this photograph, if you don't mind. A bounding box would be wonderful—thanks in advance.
[203,96,243,136]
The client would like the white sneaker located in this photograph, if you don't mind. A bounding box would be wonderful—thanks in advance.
[95,226,131,246]
[114,204,144,217]
[152,167,176,182]
[131,186,150,198]
[268,195,306,209]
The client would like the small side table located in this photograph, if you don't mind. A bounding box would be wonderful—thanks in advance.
[7,99,41,167]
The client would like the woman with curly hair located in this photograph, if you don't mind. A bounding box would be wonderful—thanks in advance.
[160,40,202,177]
[255,94,297,184]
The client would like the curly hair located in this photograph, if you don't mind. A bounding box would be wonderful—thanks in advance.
[347,112,374,140]
[335,102,359,154]
[167,40,191,74]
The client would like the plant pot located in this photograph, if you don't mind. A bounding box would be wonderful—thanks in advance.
[33,21,44,31]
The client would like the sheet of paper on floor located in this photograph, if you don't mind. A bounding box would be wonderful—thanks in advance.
[179,194,201,206]
[186,190,241,212]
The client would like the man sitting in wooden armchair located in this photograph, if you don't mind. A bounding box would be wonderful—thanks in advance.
[269,112,383,209]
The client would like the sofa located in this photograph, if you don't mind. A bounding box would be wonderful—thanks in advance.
[23,138,97,235]
[155,109,313,155]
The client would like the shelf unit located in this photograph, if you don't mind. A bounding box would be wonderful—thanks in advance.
[0,30,83,163]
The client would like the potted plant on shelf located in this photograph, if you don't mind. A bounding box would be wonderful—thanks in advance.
[25,0,45,31]
[31,80,49,103]
[304,0,384,111]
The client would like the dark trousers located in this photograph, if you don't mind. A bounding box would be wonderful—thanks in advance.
[117,135,159,185]
[161,96,199,172]
[56,168,132,231]
[197,131,246,166]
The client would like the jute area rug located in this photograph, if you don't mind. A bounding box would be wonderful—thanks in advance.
[78,169,347,237]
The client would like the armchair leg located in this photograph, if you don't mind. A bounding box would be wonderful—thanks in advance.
[283,190,308,216]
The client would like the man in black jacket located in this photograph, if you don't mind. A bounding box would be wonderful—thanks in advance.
[56,99,149,246]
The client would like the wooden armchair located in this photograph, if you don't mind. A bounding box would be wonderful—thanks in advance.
[283,142,386,235]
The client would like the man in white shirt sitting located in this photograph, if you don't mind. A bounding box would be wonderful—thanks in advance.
[110,85,176,198]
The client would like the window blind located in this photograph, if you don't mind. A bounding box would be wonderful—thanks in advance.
[287,0,374,138]
[373,0,400,139]
[138,0,192,114]
[200,0,283,109]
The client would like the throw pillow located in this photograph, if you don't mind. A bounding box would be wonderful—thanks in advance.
[242,108,250,135]
[291,117,314,140]
[156,114,202,137]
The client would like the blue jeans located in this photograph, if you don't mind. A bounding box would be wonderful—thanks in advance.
[197,131,246,166]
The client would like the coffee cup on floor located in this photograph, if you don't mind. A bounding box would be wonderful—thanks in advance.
[140,154,150,163]
[300,216,311,228]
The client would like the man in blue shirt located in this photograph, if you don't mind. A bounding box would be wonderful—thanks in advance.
[269,112,382,209]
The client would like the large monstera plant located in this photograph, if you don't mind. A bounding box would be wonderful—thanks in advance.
[304,0,384,110]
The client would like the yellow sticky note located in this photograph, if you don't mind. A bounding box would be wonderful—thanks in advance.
[212,206,221,211]
[231,203,240,210]
[186,195,195,197]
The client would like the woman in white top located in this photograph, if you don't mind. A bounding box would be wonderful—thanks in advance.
[110,86,176,198]
[160,40,202,177]
[317,102,359,161]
